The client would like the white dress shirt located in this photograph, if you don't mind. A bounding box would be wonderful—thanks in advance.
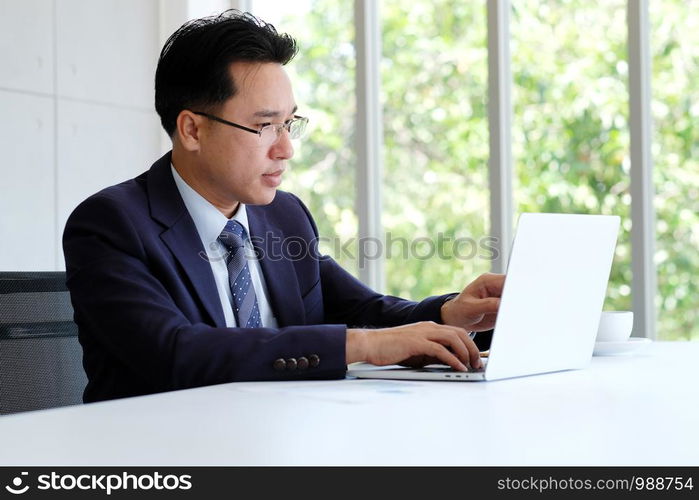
[171,165,278,328]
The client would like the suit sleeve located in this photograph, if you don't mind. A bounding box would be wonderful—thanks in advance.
[63,194,348,398]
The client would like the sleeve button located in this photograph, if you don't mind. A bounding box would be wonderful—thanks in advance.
[309,354,320,368]
[273,358,287,371]
[297,356,309,370]
[286,358,297,371]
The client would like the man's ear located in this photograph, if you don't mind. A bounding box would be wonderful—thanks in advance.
[175,110,203,152]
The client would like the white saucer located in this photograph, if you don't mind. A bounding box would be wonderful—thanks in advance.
[593,337,652,356]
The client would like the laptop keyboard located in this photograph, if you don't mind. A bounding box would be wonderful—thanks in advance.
[417,359,487,374]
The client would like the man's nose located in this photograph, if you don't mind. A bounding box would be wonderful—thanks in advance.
[270,129,294,160]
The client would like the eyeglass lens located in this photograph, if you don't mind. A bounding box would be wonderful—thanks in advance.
[259,118,307,145]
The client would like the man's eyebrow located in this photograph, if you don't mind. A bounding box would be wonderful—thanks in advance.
[252,105,298,118]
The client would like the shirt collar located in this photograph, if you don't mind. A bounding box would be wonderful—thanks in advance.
[170,164,251,248]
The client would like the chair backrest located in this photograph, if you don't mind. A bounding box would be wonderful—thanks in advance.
[0,272,86,415]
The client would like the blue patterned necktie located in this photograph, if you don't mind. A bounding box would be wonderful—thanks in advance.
[217,220,261,328]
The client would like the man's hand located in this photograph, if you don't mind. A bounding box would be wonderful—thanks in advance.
[346,322,482,372]
[440,272,505,332]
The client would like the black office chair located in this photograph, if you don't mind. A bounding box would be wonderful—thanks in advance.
[0,272,86,415]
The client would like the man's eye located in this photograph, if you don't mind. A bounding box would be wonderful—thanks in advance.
[258,122,272,128]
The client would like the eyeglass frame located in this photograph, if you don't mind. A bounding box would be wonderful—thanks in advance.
[190,110,308,142]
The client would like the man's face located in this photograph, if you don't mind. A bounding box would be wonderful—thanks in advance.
[194,62,297,207]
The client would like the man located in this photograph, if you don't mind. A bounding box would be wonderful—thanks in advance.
[63,10,503,403]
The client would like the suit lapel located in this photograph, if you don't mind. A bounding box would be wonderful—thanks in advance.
[147,152,227,328]
[247,205,305,327]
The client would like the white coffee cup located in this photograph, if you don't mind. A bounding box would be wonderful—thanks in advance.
[596,311,634,342]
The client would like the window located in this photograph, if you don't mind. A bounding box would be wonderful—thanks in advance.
[651,0,699,340]
[381,0,489,299]
[511,0,632,314]
[252,0,358,274]
[247,0,688,339]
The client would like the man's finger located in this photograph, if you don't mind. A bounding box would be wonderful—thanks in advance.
[458,329,483,369]
[471,312,498,331]
[434,327,482,370]
[473,296,500,314]
[481,272,505,295]
[427,343,467,372]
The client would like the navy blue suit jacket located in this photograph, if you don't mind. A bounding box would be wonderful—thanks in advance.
[63,152,456,402]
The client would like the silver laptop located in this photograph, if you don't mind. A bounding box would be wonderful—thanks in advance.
[349,213,620,382]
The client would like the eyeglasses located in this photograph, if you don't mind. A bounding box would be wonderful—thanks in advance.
[191,111,308,146]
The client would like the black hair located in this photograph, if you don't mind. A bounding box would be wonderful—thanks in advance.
[155,9,298,137]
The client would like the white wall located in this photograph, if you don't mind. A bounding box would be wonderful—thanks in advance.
[0,0,163,271]
[0,0,247,271]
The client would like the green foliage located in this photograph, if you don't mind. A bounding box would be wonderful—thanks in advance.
[274,0,697,340]
[511,0,633,317]
[380,0,491,298]
[277,2,358,273]
[650,0,699,340]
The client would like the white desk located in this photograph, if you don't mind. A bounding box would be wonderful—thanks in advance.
[0,342,697,466]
